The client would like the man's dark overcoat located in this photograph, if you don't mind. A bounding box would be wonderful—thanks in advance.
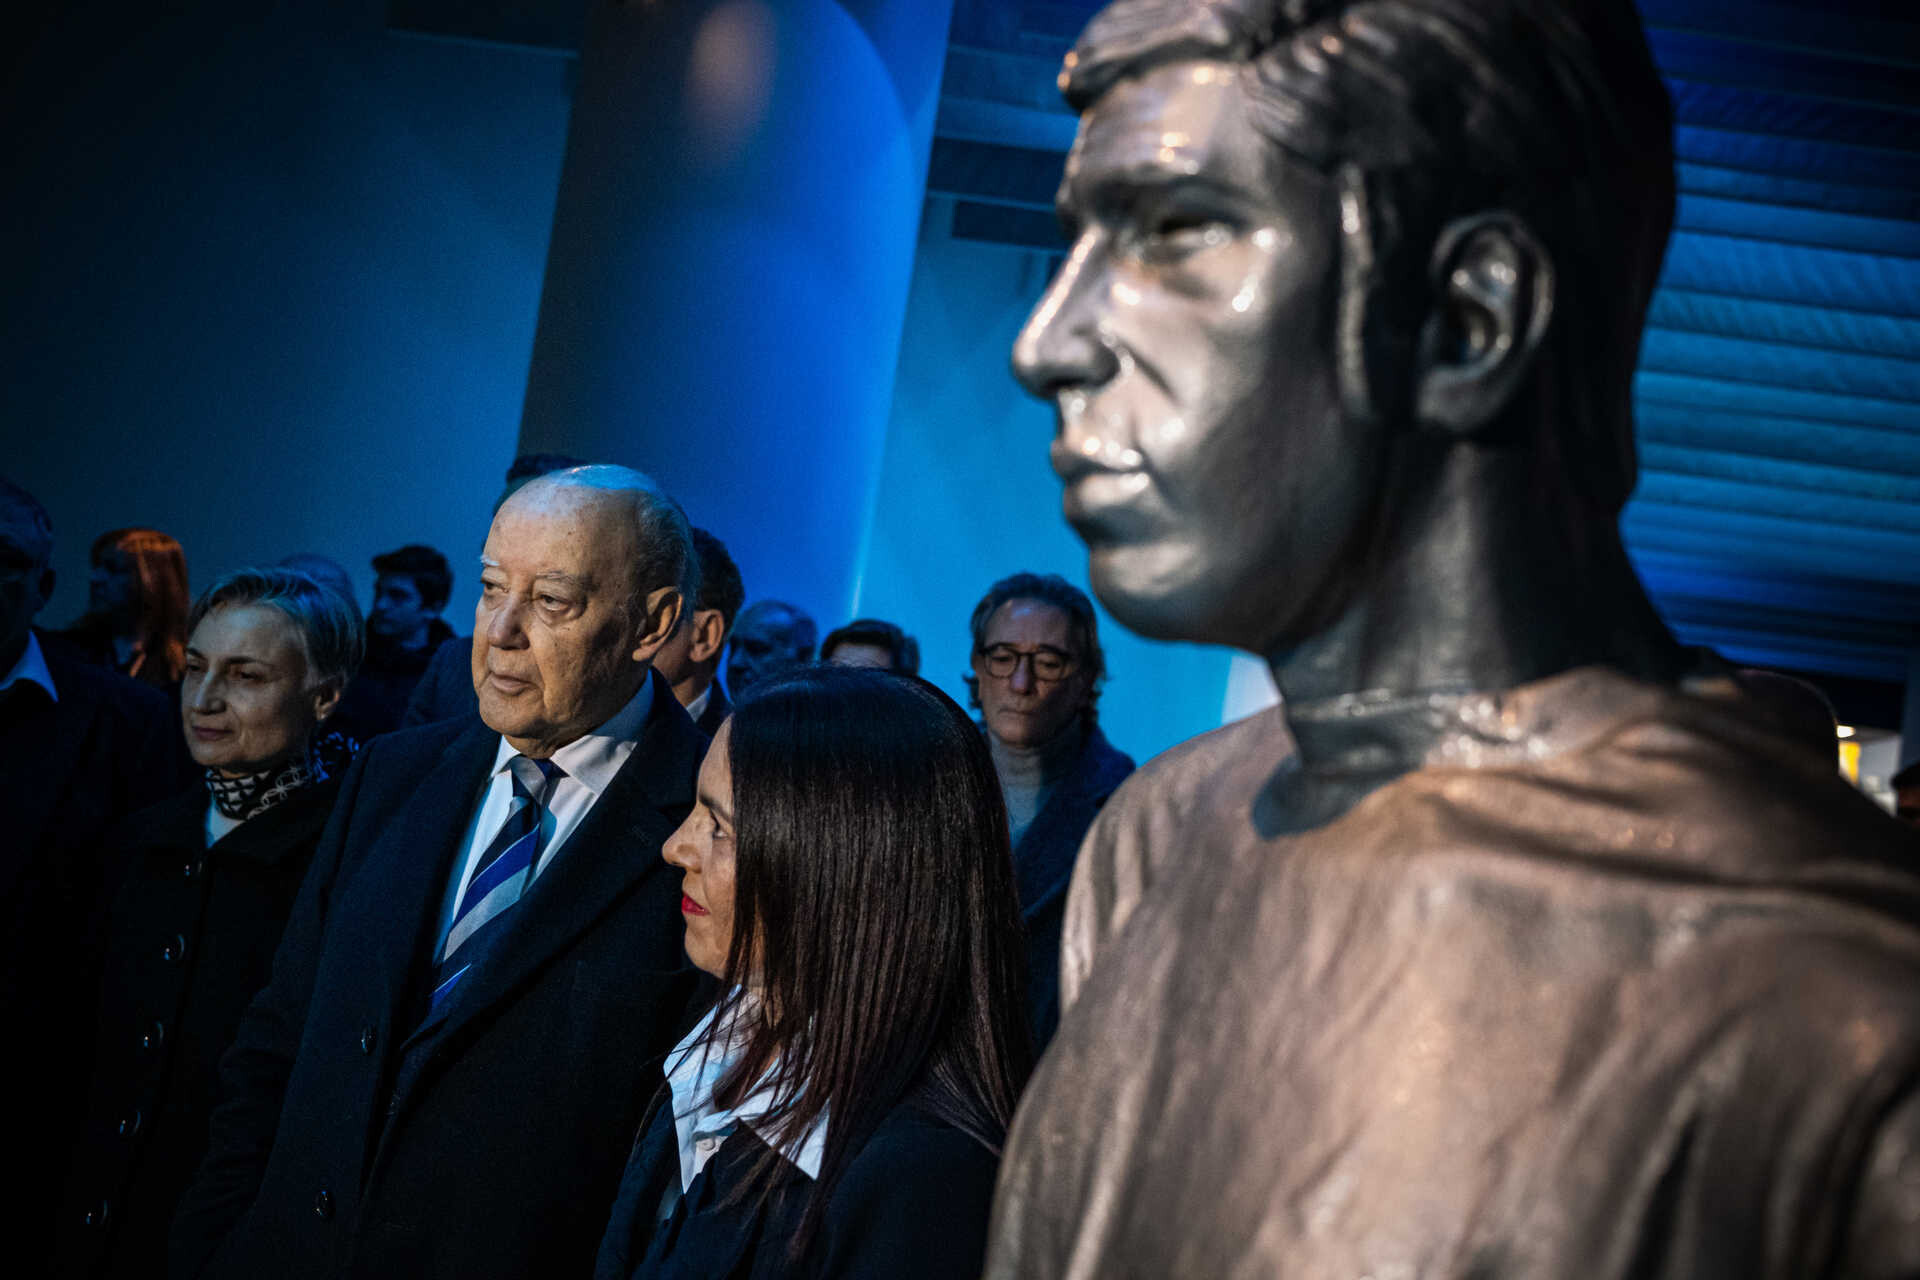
[1011,726,1133,1049]
[2,631,191,1270]
[170,671,708,1280]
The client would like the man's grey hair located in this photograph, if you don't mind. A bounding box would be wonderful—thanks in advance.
[0,476,55,571]
[513,465,699,620]
[188,567,366,691]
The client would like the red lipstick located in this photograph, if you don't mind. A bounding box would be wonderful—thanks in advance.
[681,894,708,917]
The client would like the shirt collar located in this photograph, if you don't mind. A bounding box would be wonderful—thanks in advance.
[666,997,829,1190]
[684,683,712,724]
[486,669,655,791]
[0,631,58,703]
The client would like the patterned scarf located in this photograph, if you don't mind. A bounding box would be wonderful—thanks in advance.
[206,730,360,821]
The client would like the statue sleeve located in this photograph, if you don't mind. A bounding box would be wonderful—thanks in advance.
[1835,1085,1920,1278]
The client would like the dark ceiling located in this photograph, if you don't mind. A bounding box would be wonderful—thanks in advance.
[932,0,1920,721]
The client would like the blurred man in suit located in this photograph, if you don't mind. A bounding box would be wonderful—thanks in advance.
[723,598,816,698]
[0,476,189,1271]
[172,466,709,1280]
[650,527,744,736]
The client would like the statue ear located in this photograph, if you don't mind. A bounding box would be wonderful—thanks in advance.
[1412,212,1554,436]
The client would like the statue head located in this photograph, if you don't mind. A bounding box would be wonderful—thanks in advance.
[1014,0,1673,654]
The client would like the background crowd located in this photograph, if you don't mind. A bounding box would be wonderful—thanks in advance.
[0,453,1134,1278]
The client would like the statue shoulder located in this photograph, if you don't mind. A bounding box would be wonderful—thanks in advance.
[1059,706,1294,1006]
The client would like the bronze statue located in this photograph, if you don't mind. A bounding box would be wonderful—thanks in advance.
[985,1,1920,1275]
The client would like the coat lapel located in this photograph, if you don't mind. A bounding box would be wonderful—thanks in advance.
[357,722,501,1025]
[401,673,701,1055]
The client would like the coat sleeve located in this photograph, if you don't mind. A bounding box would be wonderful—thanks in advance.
[811,1122,1001,1280]
[166,746,370,1279]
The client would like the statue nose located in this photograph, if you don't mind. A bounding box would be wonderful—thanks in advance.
[1013,238,1121,401]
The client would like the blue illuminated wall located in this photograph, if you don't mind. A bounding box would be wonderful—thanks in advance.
[6,0,573,624]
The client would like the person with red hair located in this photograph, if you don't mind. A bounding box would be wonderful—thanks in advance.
[62,526,190,689]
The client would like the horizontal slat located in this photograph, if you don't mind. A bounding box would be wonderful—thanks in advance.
[1647,292,1920,361]
[1634,548,1920,620]
[1634,372,1918,431]
[1658,232,1920,317]
[1638,329,1920,403]
[934,95,1077,155]
[1640,0,1920,69]
[1648,28,1920,112]
[1668,79,1920,152]
[1654,627,1908,682]
[1651,595,1920,644]
[1624,502,1920,569]
[1640,444,1920,503]
[1678,162,1920,222]
[1674,193,1920,257]
[1675,125,1920,192]
[1633,472,1920,534]
[1636,402,1920,476]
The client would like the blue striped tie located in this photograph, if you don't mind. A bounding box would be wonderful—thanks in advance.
[430,755,563,1013]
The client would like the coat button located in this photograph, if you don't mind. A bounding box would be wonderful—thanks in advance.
[82,1200,111,1228]
[117,1110,143,1139]
[359,1027,377,1055]
[314,1189,333,1221]
[138,1021,166,1052]
[182,859,204,879]
[161,934,187,964]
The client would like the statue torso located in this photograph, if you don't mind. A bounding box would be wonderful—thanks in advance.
[986,668,1920,1279]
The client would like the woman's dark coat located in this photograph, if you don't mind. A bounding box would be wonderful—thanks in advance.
[57,778,341,1279]
[595,1090,1001,1280]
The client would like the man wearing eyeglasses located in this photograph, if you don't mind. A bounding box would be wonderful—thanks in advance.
[966,572,1133,1051]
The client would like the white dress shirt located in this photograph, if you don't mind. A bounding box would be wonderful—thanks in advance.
[434,675,655,961]
[666,996,828,1192]
[683,683,713,727]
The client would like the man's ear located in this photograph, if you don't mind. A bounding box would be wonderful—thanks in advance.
[687,609,727,665]
[1413,211,1554,436]
[630,587,684,663]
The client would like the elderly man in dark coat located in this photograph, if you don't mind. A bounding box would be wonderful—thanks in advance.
[171,466,709,1280]
[982,2,1920,1277]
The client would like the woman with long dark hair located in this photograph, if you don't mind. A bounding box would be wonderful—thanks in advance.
[61,526,190,688]
[595,666,1032,1279]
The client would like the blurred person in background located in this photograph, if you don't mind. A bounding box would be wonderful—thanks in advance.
[820,618,919,675]
[724,599,816,698]
[57,568,363,1279]
[651,528,746,736]
[276,554,357,607]
[332,544,453,740]
[596,666,1031,1279]
[966,573,1132,1050]
[0,480,190,1275]
[61,526,190,690]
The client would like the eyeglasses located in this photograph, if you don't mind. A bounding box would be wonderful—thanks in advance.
[978,644,1078,682]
